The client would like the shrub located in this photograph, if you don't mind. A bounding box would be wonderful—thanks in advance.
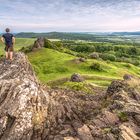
[127,47,137,55]
[95,45,114,53]
[20,45,33,53]
[44,40,62,51]
[71,45,95,53]
[116,52,130,58]
[90,62,103,71]
[53,41,63,48]
[64,82,93,94]
[62,49,76,56]
[76,53,87,58]
[90,52,99,59]
[120,58,140,66]
[118,112,128,122]
[131,60,140,66]
[123,63,131,68]
[100,53,116,61]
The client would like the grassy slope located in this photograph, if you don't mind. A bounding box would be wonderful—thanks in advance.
[28,48,140,86]
[0,38,35,55]
[1,37,139,87]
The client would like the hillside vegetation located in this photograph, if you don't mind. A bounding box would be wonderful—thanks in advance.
[26,38,140,89]
[1,36,140,89]
[1,51,140,140]
[16,32,140,45]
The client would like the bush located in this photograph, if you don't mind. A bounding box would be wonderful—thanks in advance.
[44,40,62,51]
[131,60,140,66]
[95,45,114,53]
[76,53,87,58]
[20,45,33,53]
[100,53,116,61]
[90,52,99,59]
[123,63,131,68]
[53,41,63,48]
[118,112,128,122]
[90,62,103,71]
[62,49,76,56]
[71,45,95,53]
[117,57,140,66]
[64,82,93,94]
[116,52,130,58]
[127,47,137,55]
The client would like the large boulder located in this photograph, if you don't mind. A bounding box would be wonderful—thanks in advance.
[71,73,84,82]
[79,57,86,62]
[123,74,133,80]
[32,37,46,50]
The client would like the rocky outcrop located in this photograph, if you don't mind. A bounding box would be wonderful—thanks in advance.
[0,52,140,140]
[0,53,49,140]
[32,37,46,50]
[20,37,47,53]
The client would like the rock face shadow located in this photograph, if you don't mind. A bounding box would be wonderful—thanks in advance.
[0,52,140,140]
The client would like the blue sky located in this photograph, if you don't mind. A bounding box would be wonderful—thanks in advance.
[0,0,140,32]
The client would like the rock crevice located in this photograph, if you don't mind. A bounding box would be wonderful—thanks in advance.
[0,52,140,140]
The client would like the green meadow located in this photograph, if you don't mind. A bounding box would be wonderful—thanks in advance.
[27,47,140,87]
[1,37,140,88]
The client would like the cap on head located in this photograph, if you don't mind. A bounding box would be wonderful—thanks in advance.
[5,28,10,32]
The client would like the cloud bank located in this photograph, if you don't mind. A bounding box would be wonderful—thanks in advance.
[0,0,140,32]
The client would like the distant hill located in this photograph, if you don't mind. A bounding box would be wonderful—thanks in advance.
[15,32,140,45]
[15,31,140,39]
[111,32,140,36]
[15,32,99,39]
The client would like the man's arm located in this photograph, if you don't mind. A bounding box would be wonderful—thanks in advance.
[12,37,15,44]
[1,37,5,44]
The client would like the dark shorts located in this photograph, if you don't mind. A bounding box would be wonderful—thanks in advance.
[5,45,14,52]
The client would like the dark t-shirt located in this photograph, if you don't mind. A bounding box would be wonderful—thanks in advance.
[2,33,14,46]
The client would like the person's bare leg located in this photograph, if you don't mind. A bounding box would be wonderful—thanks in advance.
[5,52,9,59]
[10,51,13,61]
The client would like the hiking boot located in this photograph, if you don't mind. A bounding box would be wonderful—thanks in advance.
[3,59,8,65]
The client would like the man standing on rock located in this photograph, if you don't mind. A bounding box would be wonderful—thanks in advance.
[1,28,15,61]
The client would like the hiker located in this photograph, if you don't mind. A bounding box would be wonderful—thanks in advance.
[1,28,15,61]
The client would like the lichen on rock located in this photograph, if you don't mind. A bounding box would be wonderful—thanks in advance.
[0,52,140,140]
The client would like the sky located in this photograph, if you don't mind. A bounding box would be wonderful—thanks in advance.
[0,0,140,32]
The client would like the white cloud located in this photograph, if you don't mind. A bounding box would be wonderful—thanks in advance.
[0,0,140,32]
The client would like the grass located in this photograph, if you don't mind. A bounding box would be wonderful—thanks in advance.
[117,112,128,122]
[27,47,140,87]
[28,48,75,82]
[0,38,35,55]
[63,81,95,94]
[1,37,140,88]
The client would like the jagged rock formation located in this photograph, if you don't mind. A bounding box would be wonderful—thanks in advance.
[32,37,46,50]
[20,37,47,53]
[0,53,49,140]
[0,52,140,140]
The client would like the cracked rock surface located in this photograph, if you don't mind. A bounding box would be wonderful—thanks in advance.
[0,52,140,140]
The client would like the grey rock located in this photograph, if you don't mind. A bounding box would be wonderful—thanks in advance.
[123,74,133,80]
[32,37,46,50]
[0,51,140,140]
[71,73,84,82]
